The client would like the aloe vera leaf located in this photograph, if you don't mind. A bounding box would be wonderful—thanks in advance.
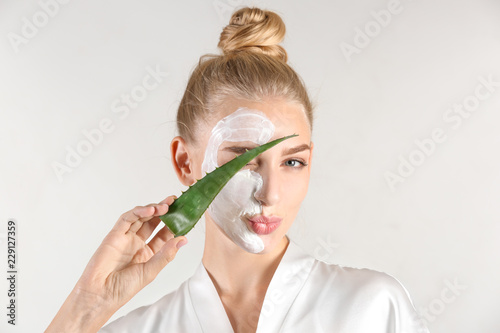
[159,134,297,236]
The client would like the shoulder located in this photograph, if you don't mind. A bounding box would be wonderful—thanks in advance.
[286,239,414,303]
[301,259,429,332]
[311,259,414,304]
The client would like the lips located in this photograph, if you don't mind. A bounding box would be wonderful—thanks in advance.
[247,215,283,235]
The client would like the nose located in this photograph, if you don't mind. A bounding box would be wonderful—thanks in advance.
[254,164,280,207]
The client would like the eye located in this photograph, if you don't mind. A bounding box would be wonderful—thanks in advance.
[284,159,307,168]
[243,158,258,168]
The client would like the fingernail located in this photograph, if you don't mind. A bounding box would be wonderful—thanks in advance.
[176,238,188,249]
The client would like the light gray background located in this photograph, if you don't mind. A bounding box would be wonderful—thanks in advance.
[1,0,499,332]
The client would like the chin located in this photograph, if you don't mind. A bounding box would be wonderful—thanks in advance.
[247,234,287,255]
[234,237,265,254]
[224,230,282,254]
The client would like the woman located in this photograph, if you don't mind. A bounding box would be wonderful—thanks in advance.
[47,7,429,333]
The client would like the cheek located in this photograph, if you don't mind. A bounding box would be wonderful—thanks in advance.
[218,170,262,214]
[282,171,309,207]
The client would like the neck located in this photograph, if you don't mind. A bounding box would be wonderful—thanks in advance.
[202,216,290,299]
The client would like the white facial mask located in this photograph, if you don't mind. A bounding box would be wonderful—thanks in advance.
[201,107,275,253]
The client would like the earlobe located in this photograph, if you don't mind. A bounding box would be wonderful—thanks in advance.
[171,136,196,186]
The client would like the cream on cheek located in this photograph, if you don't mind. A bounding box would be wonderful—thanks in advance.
[201,107,275,254]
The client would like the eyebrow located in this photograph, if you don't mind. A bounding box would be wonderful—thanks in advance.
[222,143,310,155]
[282,144,311,155]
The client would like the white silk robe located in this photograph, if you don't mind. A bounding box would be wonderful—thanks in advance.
[100,238,429,332]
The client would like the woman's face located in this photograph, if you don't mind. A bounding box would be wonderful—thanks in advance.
[190,96,313,254]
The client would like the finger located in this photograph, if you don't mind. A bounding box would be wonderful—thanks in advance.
[114,196,177,235]
[142,236,188,284]
[135,217,161,242]
[135,196,176,240]
[135,204,170,241]
[129,201,175,234]
[146,224,175,253]
[127,206,155,234]
[114,205,156,234]
[159,195,177,205]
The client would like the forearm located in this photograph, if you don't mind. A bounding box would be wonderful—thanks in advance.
[46,286,116,333]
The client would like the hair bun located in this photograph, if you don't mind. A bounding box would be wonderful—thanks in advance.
[218,7,288,62]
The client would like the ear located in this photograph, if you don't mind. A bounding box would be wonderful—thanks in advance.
[170,136,196,186]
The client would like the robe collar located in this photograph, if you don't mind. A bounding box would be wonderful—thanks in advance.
[188,236,316,332]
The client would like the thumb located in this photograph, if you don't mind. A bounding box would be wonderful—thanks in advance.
[143,237,188,284]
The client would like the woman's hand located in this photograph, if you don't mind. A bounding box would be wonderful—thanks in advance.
[46,196,188,333]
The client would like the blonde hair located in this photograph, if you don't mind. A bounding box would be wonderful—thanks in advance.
[177,7,314,143]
